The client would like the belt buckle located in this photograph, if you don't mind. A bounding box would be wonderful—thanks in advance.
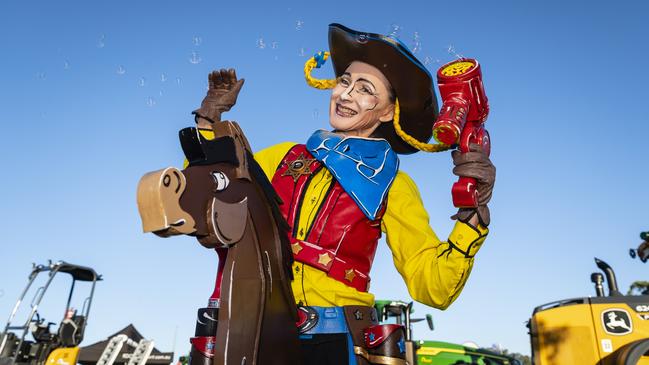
[296,306,318,334]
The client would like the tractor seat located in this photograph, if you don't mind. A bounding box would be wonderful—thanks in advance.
[58,315,86,347]
[32,321,57,343]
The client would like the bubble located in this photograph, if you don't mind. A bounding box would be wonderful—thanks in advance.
[313,109,319,120]
[176,77,182,86]
[356,34,368,44]
[298,47,305,57]
[161,73,167,82]
[411,32,421,54]
[146,97,156,107]
[97,34,106,48]
[447,44,463,59]
[37,72,46,80]
[271,41,279,50]
[388,24,401,39]
[424,56,441,68]
[274,56,279,61]
[295,20,304,31]
[0,289,3,298]
[256,38,266,49]
[189,51,202,64]
[159,90,164,96]
[63,60,70,70]
[139,77,146,87]
[192,36,202,46]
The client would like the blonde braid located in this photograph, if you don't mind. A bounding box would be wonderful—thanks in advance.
[392,100,451,153]
[304,52,450,153]
[304,51,337,89]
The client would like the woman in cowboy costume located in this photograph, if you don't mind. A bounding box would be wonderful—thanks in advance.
[193,23,495,365]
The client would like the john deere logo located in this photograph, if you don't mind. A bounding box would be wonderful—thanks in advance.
[602,309,632,335]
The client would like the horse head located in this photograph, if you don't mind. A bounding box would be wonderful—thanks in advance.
[136,121,301,365]
[137,122,254,248]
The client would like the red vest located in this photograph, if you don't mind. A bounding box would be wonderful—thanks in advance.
[271,144,385,292]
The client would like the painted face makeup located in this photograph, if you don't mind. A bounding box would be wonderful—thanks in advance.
[328,61,394,138]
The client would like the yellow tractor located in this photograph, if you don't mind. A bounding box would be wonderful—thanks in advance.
[0,261,101,365]
[529,258,649,364]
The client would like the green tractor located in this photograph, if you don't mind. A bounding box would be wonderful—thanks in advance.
[374,300,520,365]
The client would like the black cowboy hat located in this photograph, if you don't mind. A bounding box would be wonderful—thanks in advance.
[328,23,439,154]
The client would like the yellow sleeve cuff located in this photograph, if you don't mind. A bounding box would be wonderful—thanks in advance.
[447,221,488,258]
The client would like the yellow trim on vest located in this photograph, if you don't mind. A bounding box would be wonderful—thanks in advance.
[295,169,333,240]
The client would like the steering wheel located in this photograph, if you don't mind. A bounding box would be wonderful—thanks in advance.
[32,312,43,324]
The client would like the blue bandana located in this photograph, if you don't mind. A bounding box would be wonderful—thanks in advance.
[306,130,399,220]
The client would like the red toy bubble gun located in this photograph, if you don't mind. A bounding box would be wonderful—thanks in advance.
[432,58,490,208]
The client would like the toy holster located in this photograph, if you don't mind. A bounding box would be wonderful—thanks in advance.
[343,306,407,365]
[432,59,491,208]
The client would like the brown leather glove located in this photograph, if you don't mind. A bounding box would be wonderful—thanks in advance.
[450,144,495,227]
[193,69,245,124]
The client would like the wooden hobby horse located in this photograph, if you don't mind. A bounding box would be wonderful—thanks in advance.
[137,121,301,365]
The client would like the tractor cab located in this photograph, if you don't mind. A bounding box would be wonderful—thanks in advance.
[529,258,649,365]
[0,261,101,365]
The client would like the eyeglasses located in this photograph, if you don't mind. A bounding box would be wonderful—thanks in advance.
[335,76,380,98]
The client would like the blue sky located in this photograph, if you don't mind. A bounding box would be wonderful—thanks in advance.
[1,0,648,357]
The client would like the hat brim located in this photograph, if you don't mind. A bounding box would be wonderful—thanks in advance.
[328,23,439,154]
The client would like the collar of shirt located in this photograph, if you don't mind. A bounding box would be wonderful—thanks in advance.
[306,130,399,220]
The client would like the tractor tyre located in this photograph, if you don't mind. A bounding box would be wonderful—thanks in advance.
[613,338,649,365]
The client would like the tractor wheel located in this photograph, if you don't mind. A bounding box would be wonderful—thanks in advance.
[614,338,649,365]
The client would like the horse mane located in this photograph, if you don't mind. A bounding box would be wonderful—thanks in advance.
[245,150,294,281]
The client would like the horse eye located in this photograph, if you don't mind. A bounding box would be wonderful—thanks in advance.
[211,171,229,191]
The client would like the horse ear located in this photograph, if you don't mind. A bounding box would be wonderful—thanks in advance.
[211,121,252,181]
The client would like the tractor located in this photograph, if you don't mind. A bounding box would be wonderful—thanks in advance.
[0,261,101,365]
[528,258,649,364]
[374,300,521,365]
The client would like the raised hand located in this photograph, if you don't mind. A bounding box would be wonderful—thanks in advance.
[193,69,245,125]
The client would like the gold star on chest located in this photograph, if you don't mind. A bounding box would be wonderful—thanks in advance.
[344,269,356,283]
[317,252,333,267]
[282,153,316,182]
[291,242,303,255]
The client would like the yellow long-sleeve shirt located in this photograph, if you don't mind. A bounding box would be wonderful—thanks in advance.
[254,141,488,310]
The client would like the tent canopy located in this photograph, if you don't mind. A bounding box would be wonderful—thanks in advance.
[78,324,174,365]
